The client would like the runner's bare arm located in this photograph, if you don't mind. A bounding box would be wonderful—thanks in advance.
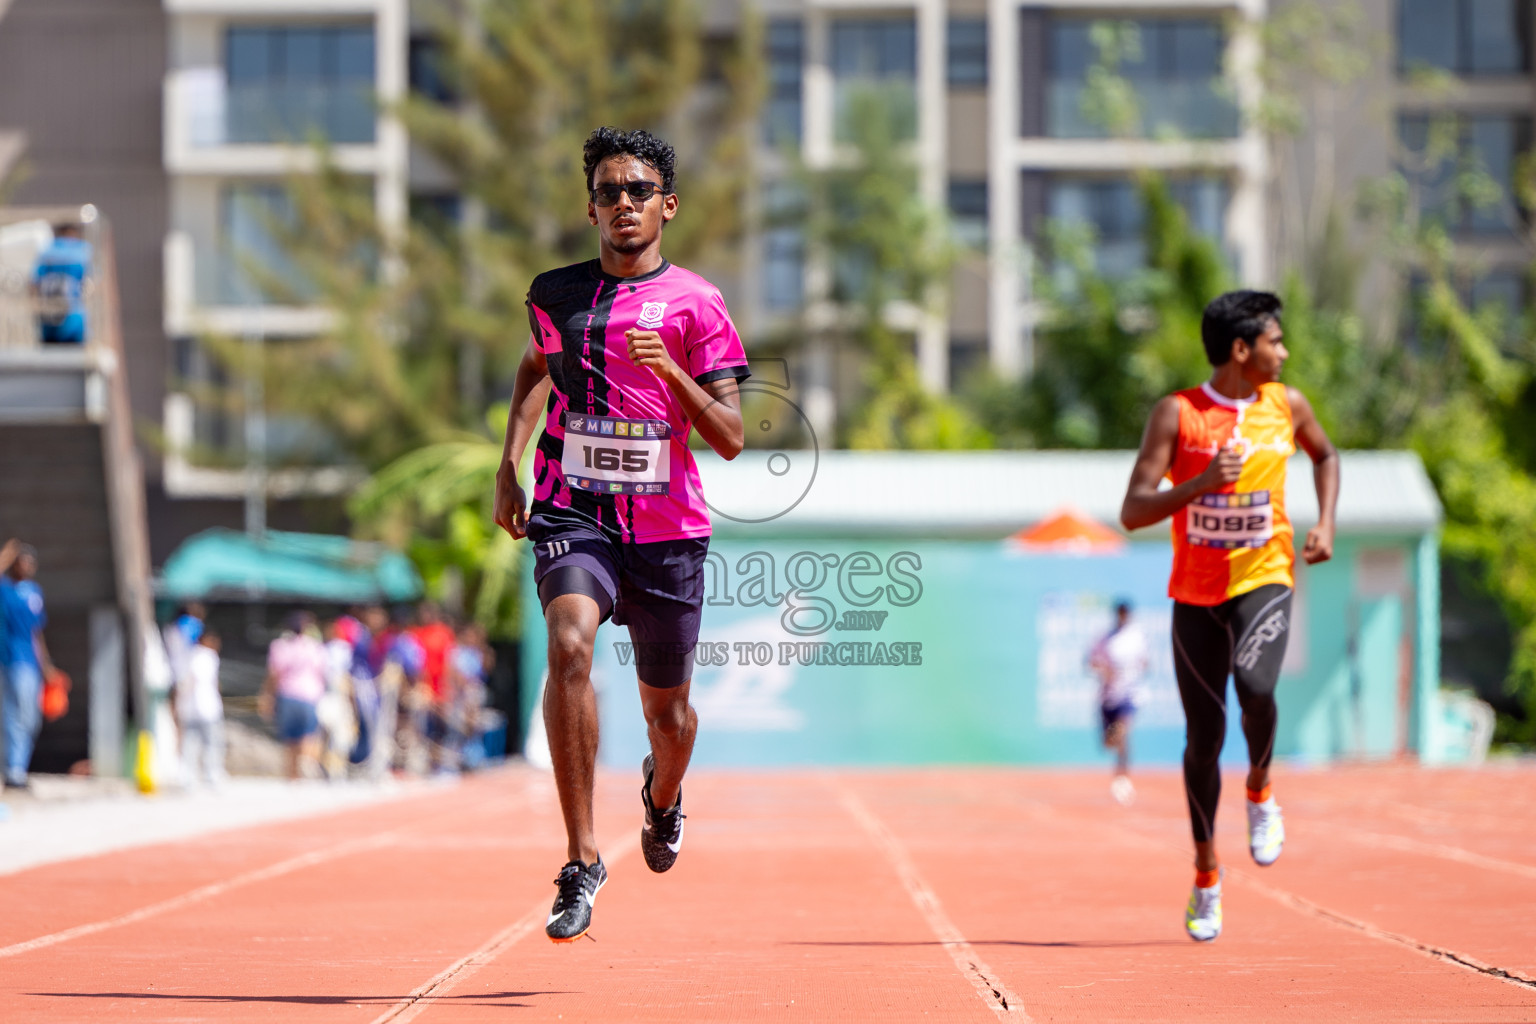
[494,338,553,540]
[1287,386,1339,565]
[1120,396,1242,531]
[625,329,745,459]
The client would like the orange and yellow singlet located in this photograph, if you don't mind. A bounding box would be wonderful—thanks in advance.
[1167,381,1296,606]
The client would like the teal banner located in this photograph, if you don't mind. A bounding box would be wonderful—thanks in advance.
[580,539,1203,768]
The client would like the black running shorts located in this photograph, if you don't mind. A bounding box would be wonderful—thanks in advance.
[528,515,709,689]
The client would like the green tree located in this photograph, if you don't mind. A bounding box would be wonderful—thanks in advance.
[973,176,1226,448]
[791,87,987,449]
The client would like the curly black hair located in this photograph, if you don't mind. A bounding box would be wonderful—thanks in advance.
[1200,290,1283,366]
[582,126,676,195]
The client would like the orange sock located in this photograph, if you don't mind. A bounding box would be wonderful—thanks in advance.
[1195,867,1220,889]
[1246,784,1272,804]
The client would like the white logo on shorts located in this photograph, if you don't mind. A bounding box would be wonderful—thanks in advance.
[637,301,667,329]
[1235,610,1288,671]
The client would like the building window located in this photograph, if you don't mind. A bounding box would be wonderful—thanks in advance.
[1045,175,1228,279]
[1399,0,1530,76]
[215,184,309,306]
[1470,266,1527,343]
[948,337,987,391]
[1405,265,1528,351]
[226,24,376,144]
[410,192,462,241]
[947,18,988,88]
[831,16,917,142]
[763,181,805,311]
[765,19,804,147]
[1399,113,1531,236]
[1046,17,1237,139]
[948,178,988,248]
[409,33,458,104]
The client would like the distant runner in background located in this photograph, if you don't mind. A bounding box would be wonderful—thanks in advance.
[1088,599,1148,807]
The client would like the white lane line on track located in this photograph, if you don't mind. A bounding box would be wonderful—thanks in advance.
[0,780,540,961]
[1097,818,1536,992]
[369,831,641,1024]
[1228,865,1536,990]
[0,829,403,959]
[833,781,1029,1020]
[1345,829,1536,883]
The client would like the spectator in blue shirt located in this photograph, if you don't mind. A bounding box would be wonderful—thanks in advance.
[1,540,55,789]
[32,223,93,344]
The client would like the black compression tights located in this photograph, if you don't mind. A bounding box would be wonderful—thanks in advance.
[1171,584,1293,845]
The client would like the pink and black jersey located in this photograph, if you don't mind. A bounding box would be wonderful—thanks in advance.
[527,259,750,544]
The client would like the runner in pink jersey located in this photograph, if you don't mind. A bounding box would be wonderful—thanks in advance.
[493,127,749,943]
[524,255,746,542]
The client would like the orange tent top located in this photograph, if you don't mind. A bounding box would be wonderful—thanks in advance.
[1008,507,1126,553]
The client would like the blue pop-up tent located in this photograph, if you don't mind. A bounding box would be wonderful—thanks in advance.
[159,528,422,604]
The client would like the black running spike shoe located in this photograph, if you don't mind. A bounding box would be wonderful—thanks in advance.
[640,753,686,873]
[545,856,606,943]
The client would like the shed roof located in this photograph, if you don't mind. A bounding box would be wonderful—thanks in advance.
[697,449,1441,539]
[159,529,423,603]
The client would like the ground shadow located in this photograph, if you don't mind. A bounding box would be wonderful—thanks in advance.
[27,991,567,1009]
[787,939,1185,949]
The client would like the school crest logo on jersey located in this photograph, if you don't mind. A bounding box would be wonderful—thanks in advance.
[637,301,667,329]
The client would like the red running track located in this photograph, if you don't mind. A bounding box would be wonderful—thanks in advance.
[1,762,1533,1022]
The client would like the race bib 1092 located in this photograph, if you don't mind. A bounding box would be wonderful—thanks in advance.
[1186,491,1274,549]
[561,413,671,496]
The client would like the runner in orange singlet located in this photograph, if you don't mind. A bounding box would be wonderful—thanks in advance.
[1120,290,1340,942]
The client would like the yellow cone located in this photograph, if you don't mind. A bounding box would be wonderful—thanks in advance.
[134,729,156,794]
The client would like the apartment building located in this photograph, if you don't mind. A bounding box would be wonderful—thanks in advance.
[747,0,1265,392]
[1386,0,1533,322]
[2,0,1533,563]
[160,0,408,516]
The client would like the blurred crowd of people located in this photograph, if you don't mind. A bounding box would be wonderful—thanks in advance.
[164,601,499,785]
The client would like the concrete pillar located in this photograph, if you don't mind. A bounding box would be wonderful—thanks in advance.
[89,605,125,777]
[916,0,948,392]
[987,0,1024,378]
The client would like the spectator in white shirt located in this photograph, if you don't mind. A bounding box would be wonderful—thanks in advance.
[176,628,225,788]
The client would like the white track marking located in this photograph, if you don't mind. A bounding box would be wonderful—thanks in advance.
[1096,816,1536,991]
[369,831,641,1024]
[0,829,402,959]
[834,782,1029,1020]
[0,781,543,960]
[1229,865,1536,990]
[1344,829,1536,883]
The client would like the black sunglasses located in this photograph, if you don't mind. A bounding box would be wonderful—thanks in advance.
[589,181,666,206]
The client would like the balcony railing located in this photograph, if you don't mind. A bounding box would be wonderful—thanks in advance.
[1046,79,1239,140]
[164,231,335,338]
[165,68,384,176]
[177,67,375,148]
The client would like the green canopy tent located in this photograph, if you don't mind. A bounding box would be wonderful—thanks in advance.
[159,529,422,604]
